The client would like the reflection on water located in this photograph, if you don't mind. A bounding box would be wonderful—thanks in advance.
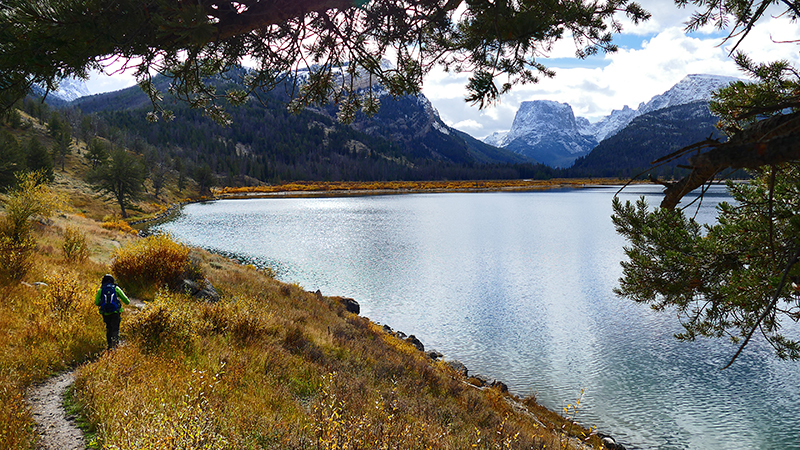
[155,184,799,450]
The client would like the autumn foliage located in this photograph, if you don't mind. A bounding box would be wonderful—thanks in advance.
[111,233,190,296]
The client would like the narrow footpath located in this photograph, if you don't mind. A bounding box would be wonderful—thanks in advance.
[24,299,147,449]
[26,370,86,450]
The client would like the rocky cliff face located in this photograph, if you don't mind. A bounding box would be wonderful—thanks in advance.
[498,100,597,168]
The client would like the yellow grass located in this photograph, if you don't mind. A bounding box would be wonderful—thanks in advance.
[215,178,627,198]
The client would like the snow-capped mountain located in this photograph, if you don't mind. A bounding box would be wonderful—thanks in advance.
[484,74,740,167]
[483,130,508,147]
[579,105,639,143]
[32,77,91,102]
[499,100,597,167]
[637,74,740,116]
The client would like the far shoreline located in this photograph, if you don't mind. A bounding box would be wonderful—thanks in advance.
[213,178,648,200]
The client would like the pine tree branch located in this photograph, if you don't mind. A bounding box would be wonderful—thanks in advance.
[660,112,800,209]
[721,246,800,369]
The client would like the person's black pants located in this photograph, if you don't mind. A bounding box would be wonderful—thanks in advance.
[102,313,121,350]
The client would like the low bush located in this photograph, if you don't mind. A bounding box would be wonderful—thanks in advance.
[0,233,36,284]
[0,171,65,284]
[41,269,85,320]
[124,292,193,354]
[62,226,89,262]
[111,233,189,296]
[100,220,136,234]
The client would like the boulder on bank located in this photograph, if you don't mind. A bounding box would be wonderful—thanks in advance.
[180,278,220,302]
[446,360,468,377]
[598,433,626,450]
[427,350,443,360]
[406,334,424,352]
[338,297,360,315]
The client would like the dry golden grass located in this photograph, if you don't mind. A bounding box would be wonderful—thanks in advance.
[216,178,627,198]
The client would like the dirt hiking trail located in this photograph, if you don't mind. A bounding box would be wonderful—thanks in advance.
[26,370,86,450]
[25,299,146,450]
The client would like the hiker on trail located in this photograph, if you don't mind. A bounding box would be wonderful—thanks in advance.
[94,274,130,350]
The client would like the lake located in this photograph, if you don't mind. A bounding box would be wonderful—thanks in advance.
[154,184,800,450]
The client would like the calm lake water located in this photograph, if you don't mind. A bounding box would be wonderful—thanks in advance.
[154,185,800,450]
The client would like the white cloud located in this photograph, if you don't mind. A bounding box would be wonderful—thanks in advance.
[450,119,483,130]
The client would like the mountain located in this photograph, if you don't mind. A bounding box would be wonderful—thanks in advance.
[72,71,535,183]
[493,100,597,168]
[579,105,639,143]
[32,77,91,103]
[319,92,529,165]
[484,74,740,168]
[566,100,726,178]
[637,74,740,116]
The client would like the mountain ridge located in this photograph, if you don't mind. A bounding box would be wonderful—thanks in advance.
[482,74,740,168]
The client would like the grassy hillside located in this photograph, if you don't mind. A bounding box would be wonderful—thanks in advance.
[0,115,607,450]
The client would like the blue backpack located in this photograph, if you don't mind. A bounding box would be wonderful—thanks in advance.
[99,284,121,314]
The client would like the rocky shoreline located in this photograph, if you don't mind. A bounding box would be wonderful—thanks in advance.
[318,291,629,450]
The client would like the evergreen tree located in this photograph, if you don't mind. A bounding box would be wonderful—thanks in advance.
[194,164,215,196]
[53,127,72,171]
[149,160,169,200]
[85,137,110,169]
[608,0,800,365]
[613,165,800,365]
[175,158,186,193]
[88,147,145,218]
[0,130,24,190]
[25,137,54,182]
[47,111,64,139]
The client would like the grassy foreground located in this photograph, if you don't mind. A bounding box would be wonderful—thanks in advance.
[0,135,609,450]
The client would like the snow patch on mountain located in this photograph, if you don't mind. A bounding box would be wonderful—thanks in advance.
[32,78,91,102]
[483,131,508,147]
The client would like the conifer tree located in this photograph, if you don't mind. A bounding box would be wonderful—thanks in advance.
[85,137,110,169]
[611,0,800,366]
[194,164,216,196]
[53,127,72,172]
[25,137,54,182]
[88,147,146,218]
[0,130,23,190]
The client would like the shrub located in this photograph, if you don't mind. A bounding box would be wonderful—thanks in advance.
[1,171,65,242]
[100,220,136,234]
[0,171,65,284]
[0,233,35,284]
[62,225,89,262]
[42,269,85,320]
[111,233,189,296]
[125,292,193,354]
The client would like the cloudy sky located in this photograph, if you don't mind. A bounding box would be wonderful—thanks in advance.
[85,0,800,140]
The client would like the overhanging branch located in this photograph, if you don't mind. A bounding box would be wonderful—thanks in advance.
[660,112,800,209]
